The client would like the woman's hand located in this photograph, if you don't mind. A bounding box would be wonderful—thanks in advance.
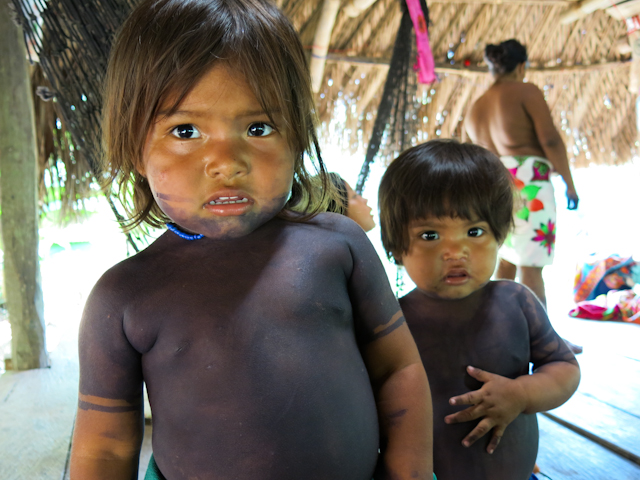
[566,188,579,210]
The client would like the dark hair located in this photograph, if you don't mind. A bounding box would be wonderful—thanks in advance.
[325,173,349,215]
[484,39,528,76]
[379,139,514,264]
[102,0,331,230]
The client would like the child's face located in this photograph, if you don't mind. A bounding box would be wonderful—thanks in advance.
[140,63,296,239]
[345,182,375,232]
[400,215,498,300]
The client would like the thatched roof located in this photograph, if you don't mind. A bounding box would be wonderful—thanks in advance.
[14,0,637,222]
[282,0,635,168]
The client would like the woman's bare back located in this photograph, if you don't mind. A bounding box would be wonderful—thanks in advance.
[465,81,546,157]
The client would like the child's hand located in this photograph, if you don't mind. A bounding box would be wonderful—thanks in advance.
[444,366,527,454]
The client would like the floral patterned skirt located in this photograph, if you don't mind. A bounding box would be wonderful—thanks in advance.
[499,155,556,268]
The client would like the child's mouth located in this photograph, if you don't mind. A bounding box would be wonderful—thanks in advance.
[444,270,469,284]
[204,192,253,216]
[207,196,249,205]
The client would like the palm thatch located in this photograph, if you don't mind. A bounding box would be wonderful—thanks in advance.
[10,0,638,220]
[284,0,635,169]
[31,64,95,224]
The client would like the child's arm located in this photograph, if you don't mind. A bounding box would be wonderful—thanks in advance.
[444,361,579,453]
[444,284,580,453]
[340,216,433,479]
[362,323,433,480]
[70,272,145,479]
[71,402,144,478]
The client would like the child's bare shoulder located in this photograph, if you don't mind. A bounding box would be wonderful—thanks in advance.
[487,279,536,302]
[294,212,373,254]
[303,211,366,234]
[86,235,175,305]
[489,278,526,291]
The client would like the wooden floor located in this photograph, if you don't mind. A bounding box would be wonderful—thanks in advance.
[1,314,639,479]
[535,314,640,479]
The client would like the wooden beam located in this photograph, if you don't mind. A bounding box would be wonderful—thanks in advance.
[310,0,341,92]
[429,0,574,4]
[560,0,612,24]
[0,2,48,370]
[325,52,629,74]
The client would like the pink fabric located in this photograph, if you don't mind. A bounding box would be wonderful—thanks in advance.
[405,0,437,84]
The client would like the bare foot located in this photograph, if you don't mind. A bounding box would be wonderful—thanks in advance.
[563,338,583,355]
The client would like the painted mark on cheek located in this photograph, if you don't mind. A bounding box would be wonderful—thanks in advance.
[155,192,192,203]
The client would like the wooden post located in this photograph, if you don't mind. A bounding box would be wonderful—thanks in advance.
[0,2,48,370]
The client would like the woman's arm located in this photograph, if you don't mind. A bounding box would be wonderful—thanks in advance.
[523,84,578,208]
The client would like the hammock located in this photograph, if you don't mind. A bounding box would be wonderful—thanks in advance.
[10,0,143,250]
[355,0,433,194]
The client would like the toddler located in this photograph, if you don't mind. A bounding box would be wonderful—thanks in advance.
[378,139,579,480]
[69,1,432,478]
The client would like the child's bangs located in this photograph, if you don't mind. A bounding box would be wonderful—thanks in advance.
[407,167,484,224]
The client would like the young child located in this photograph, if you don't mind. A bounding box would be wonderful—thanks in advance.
[378,140,580,480]
[69,0,433,479]
[326,173,376,232]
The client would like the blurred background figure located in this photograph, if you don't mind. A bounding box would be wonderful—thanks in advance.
[327,173,376,232]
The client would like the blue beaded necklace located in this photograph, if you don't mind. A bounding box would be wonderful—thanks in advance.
[166,223,204,241]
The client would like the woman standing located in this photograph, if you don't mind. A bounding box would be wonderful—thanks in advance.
[464,39,579,312]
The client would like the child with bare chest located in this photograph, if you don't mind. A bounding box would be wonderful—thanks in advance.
[378,140,580,480]
[69,1,432,479]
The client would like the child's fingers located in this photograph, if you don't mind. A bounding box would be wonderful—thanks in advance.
[487,432,502,453]
[486,431,502,454]
[444,404,484,424]
[460,418,494,447]
[466,365,494,383]
[449,389,482,407]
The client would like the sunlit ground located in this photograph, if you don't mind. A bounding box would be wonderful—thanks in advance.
[0,161,638,371]
[0,198,133,372]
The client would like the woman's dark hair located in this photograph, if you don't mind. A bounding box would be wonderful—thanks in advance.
[484,39,528,76]
[326,173,349,215]
[103,0,333,231]
[379,139,515,264]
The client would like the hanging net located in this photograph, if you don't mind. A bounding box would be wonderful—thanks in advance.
[354,0,430,194]
[10,0,430,249]
[10,0,142,249]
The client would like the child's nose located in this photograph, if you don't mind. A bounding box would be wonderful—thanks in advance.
[442,239,468,261]
[203,141,249,180]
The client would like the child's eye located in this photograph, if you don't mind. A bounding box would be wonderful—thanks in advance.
[247,122,275,137]
[420,231,439,241]
[468,227,485,237]
[171,124,201,139]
